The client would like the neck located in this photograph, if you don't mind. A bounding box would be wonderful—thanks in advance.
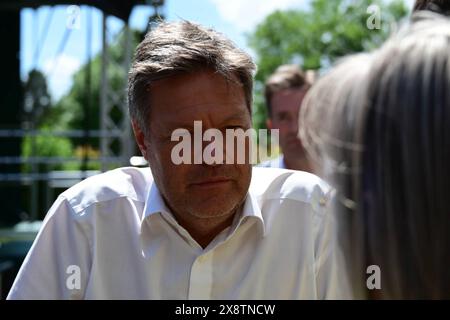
[283,154,314,173]
[172,208,239,249]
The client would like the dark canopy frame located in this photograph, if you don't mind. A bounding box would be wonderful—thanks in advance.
[0,0,164,22]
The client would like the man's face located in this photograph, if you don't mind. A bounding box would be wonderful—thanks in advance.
[135,70,252,221]
[267,88,308,158]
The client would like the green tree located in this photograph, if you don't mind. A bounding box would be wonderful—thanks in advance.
[34,28,142,170]
[41,29,142,142]
[22,69,51,124]
[248,0,408,130]
[22,28,142,171]
[22,129,74,172]
[21,69,75,172]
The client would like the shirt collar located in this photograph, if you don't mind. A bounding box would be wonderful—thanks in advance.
[142,182,171,223]
[238,190,266,236]
[141,181,266,237]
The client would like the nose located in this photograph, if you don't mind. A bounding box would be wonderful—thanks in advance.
[201,136,224,166]
[208,147,220,166]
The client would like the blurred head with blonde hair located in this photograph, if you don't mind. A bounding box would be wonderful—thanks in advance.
[300,12,450,299]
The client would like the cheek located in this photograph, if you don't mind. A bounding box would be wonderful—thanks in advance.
[150,157,189,196]
[277,125,290,137]
[147,139,174,165]
[147,142,178,180]
[236,164,252,187]
[271,120,287,132]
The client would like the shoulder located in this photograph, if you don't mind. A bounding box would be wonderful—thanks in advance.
[60,167,153,214]
[250,167,332,209]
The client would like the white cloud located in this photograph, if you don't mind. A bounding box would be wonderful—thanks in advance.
[42,54,82,101]
[210,0,309,32]
[211,0,415,33]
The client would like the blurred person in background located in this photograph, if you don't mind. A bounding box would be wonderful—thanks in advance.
[259,65,315,172]
[300,12,450,299]
[300,53,374,299]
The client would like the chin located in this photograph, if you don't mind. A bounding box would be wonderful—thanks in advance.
[188,195,245,219]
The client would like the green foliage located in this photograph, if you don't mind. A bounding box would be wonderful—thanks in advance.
[41,29,142,147]
[21,69,75,172]
[21,128,74,172]
[23,69,52,125]
[22,29,143,171]
[248,0,409,131]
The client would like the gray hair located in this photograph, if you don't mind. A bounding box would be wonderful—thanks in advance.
[128,20,256,133]
[300,54,373,181]
[299,53,374,298]
[362,13,450,299]
[300,12,450,299]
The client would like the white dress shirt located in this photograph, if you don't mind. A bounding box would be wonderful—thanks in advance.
[258,155,286,169]
[7,166,352,299]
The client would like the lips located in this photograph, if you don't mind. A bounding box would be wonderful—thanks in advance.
[190,177,232,187]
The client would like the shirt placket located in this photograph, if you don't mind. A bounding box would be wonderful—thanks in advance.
[188,251,214,299]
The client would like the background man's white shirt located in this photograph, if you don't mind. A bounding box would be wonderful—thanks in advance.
[258,155,286,169]
[7,167,352,299]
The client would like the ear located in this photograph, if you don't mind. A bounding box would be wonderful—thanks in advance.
[131,120,148,160]
[266,118,273,130]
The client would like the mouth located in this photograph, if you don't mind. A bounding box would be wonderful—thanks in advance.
[190,177,232,188]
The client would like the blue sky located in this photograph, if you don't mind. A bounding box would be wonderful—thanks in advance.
[20,0,414,101]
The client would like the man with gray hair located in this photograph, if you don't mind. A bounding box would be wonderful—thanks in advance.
[8,21,350,299]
